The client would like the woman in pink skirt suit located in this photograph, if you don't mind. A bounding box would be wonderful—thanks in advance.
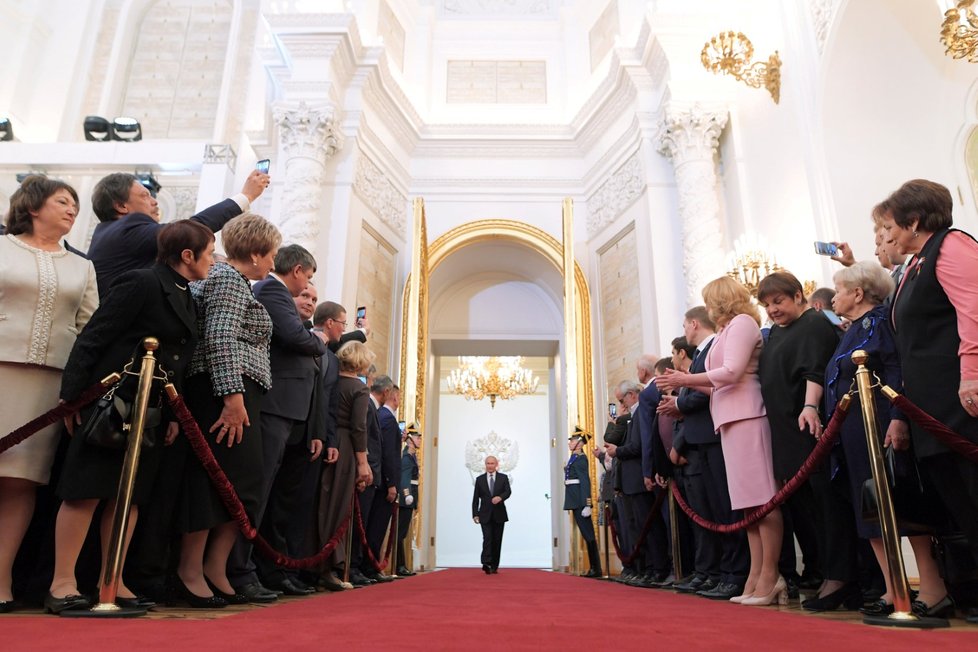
[658,276,784,606]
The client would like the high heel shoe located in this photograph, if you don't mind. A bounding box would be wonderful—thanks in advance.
[741,577,788,606]
[911,594,955,619]
[172,579,227,609]
[729,592,753,603]
[204,576,249,605]
[801,583,862,612]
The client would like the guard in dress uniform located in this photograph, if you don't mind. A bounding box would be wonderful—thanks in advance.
[564,427,601,577]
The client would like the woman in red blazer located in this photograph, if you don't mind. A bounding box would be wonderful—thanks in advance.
[658,276,783,606]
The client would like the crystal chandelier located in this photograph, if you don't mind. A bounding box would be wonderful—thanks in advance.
[941,1,978,62]
[446,356,539,409]
[726,234,782,297]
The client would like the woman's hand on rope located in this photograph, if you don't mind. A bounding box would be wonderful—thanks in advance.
[884,419,911,451]
[60,399,81,435]
[213,393,248,447]
[960,379,978,418]
[799,405,822,439]
[164,422,180,446]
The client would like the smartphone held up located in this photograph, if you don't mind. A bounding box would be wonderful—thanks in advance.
[256,158,270,174]
[813,241,838,257]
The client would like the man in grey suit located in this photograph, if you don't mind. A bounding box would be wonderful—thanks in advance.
[472,456,511,574]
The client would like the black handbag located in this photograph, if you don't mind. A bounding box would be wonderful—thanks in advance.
[78,382,161,450]
[860,446,934,533]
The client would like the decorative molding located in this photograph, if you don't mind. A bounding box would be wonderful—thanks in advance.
[273,101,344,162]
[586,153,644,234]
[354,154,407,237]
[203,144,237,170]
[160,186,200,224]
[465,431,520,480]
[657,105,730,305]
[808,0,837,54]
[442,0,552,17]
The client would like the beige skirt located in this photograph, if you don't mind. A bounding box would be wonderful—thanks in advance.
[0,363,64,484]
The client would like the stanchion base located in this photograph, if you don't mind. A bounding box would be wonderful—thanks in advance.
[60,603,147,618]
[862,613,949,629]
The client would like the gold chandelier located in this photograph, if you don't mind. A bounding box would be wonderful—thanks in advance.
[726,234,782,297]
[701,31,781,104]
[941,1,978,62]
[446,356,539,409]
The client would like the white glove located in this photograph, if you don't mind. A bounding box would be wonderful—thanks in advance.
[581,506,592,518]
[405,494,414,506]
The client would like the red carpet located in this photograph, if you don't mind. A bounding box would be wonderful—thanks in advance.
[3,569,977,650]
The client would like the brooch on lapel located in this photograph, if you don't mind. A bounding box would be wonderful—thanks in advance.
[910,256,926,280]
[861,316,872,330]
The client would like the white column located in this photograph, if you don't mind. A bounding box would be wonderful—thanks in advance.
[194,144,236,213]
[272,101,344,252]
[657,104,729,305]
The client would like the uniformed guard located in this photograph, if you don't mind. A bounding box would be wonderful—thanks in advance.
[396,424,421,576]
[564,426,601,578]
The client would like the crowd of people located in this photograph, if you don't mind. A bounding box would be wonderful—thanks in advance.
[0,172,420,615]
[592,179,978,625]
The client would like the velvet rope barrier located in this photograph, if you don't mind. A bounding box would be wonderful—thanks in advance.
[605,487,668,565]
[670,399,850,534]
[166,388,351,570]
[353,497,399,572]
[0,373,122,457]
[886,391,978,464]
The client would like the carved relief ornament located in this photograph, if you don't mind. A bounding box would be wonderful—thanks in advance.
[354,155,407,237]
[586,153,645,235]
[273,101,344,163]
[656,107,728,167]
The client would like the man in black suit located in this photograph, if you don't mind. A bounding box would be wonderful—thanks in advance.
[87,169,268,297]
[659,306,749,600]
[227,244,327,602]
[605,380,669,587]
[472,456,511,574]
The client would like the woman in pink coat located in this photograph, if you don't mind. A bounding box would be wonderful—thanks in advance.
[658,276,784,606]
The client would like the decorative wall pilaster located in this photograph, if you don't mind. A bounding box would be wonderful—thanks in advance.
[657,105,729,305]
[273,101,344,250]
[586,153,644,235]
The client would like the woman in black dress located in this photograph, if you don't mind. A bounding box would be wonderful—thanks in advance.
[757,271,855,607]
[177,214,280,607]
[48,220,215,614]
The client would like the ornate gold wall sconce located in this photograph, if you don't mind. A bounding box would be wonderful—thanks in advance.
[726,234,782,297]
[701,31,781,104]
[941,1,978,62]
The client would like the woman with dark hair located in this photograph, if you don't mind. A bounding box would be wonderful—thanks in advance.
[46,219,215,614]
[177,214,281,607]
[756,270,856,609]
[882,178,978,622]
[0,176,98,612]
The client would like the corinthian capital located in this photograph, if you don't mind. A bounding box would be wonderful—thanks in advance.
[656,104,729,165]
[273,101,344,162]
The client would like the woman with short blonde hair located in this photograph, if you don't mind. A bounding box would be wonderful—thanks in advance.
[701,276,760,328]
[336,341,375,375]
[220,213,281,262]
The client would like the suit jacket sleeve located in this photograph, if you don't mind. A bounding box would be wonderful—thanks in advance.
[400,451,412,492]
[256,282,327,356]
[190,198,244,233]
[616,416,642,459]
[498,474,512,501]
[324,359,340,449]
[60,271,148,400]
[472,479,481,518]
[638,385,660,478]
[330,329,367,352]
[380,411,400,489]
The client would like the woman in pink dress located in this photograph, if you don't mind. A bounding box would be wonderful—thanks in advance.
[658,276,784,606]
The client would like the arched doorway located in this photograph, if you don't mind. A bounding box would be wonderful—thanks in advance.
[401,216,596,571]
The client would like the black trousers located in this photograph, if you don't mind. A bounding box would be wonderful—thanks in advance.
[919,452,978,566]
[396,507,413,569]
[571,507,596,543]
[228,412,296,588]
[360,488,395,573]
[480,519,505,569]
[624,490,669,574]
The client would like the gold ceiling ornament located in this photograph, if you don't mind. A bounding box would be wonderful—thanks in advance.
[726,234,783,298]
[446,356,539,409]
[941,1,978,62]
[701,31,781,104]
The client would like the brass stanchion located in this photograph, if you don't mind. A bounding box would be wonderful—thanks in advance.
[388,506,400,579]
[852,351,947,629]
[65,338,160,618]
[602,506,611,579]
[668,481,683,583]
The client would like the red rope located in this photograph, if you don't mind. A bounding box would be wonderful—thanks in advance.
[604,488,667,565]
[888,393,978,463]
[670,400,849,533]
[353,496,399,572]
[167,390,351,570]
[0,376,119,456]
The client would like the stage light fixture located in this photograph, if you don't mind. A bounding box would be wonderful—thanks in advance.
[135,170,161,197]
[0,118,13,141]
[112,117,142,142]
[83,115,112,141]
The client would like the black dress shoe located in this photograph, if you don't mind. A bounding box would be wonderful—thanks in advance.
[482,564,491,575]
[348,570,375,587]
[396,566,416,577]
[490,567,498,574]
[44,592,91,614]
[646,571,671,588]
[785,575,800,600]
[911,594,955,619]
[116,595,157,610]
[697,581,743,600]
[318,572,351,592]
[797,572,823,590]
[859,599,894,616]
[674,574,707,593]
[581,568,602,578]
[801,584,862,612]
[0,600,16,613]
[364,571,394,583]
[236,582,278,603]
[273,577,316,596]
[966,607,978,624]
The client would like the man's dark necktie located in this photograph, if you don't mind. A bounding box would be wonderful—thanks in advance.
[489,474,495,495]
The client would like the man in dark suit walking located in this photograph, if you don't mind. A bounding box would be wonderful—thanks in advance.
[87,169,268,297]
[472,456,511,574]
[228,244,327,601]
